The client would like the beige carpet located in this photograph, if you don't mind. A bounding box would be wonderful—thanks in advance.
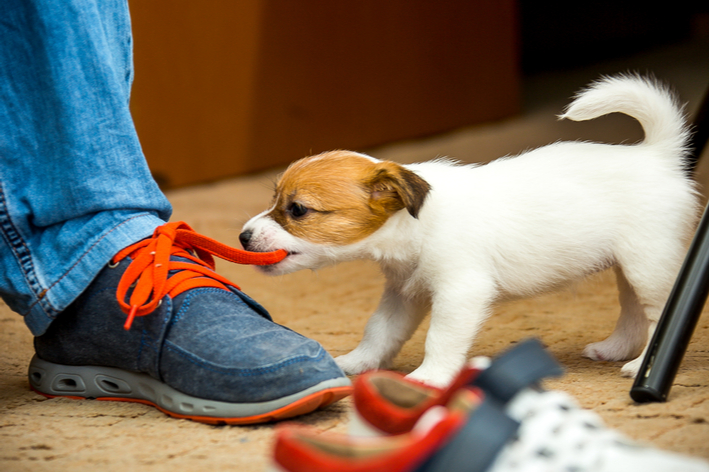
[1,39,708,471]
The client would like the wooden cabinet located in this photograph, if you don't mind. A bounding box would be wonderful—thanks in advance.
[130,1,520,188]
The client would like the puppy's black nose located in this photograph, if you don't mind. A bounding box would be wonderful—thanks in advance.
[239,230,253,249]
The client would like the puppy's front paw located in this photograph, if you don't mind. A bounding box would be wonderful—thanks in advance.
[620,357,643,378]
[335,352,384,375]
[582,339,635,362]
[406,366,456,388]
[582,343,608,361]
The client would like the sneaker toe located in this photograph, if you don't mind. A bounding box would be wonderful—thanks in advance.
[161,288,346,403]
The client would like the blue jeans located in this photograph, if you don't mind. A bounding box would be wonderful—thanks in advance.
[0,0,172,336]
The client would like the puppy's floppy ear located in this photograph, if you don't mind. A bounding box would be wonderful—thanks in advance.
[367,161,431,218]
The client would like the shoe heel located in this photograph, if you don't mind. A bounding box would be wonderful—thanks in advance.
[29,356,91,397]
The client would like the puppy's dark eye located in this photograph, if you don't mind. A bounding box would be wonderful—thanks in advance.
[287,202,310,218]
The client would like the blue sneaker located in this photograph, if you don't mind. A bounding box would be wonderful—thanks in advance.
[29,222,351,425]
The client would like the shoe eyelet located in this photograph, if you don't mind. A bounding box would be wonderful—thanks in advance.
[108,260,119,269]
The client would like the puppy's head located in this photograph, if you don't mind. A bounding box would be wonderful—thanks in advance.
[241,150,431,274]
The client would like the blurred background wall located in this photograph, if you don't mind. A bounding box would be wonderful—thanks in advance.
[129,1,706,189]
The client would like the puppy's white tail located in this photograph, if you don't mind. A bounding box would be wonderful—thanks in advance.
[560,74,691,159]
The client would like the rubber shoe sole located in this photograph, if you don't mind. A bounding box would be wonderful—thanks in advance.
[28,355,352,425]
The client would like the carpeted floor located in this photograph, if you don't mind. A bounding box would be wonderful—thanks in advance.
[1,38,708,471]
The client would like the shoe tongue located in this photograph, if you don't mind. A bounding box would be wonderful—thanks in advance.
[168,254,222,281]
[164,254,273,322]
[171,254,201,264]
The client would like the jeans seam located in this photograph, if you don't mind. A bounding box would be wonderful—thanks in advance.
[20,213,155,318]
[163,340,326,377]
[0,182,53,320]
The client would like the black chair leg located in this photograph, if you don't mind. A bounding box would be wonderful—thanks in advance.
[629,89,709,403]
[630,206,709,402]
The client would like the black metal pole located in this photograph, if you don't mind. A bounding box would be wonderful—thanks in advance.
[630,206,709,402]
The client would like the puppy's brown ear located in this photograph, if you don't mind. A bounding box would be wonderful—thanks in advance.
[367,162,431,218]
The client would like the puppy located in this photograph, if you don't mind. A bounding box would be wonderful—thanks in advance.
[240,75,699,387]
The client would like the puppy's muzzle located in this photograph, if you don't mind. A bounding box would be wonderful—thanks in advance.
[239,230,253,250]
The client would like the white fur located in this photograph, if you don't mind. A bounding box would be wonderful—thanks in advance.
[241,75,699,387]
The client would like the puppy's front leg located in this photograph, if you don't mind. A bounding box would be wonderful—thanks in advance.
[407,276,495,387]
[335,286,429,375]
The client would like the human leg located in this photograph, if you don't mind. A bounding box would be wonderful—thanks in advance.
[0,0,172,335]
[1,0,350,423]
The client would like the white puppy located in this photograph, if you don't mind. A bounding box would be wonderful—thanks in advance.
[240,75,699,387]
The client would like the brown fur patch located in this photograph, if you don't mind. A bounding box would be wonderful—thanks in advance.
[268,150,431,245]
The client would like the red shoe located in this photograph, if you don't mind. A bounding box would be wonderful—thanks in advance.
[350,338,562,436]
[350,365,480,436]
[269,388,519,472]
[271,386,709,472]
[271,344,708,472]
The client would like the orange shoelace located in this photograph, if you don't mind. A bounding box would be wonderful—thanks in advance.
[112,221,287,330]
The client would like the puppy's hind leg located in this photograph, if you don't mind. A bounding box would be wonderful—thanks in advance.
[619,232,690,377]
[618,263,680,378]
[583,267,650,364]
[335,286,429,375]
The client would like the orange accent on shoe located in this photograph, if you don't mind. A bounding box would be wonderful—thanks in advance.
[124,305,138,331]
[30,385,352,426]
[272,397,471,472]
[352,367,480,435]
[112,221,287,330]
